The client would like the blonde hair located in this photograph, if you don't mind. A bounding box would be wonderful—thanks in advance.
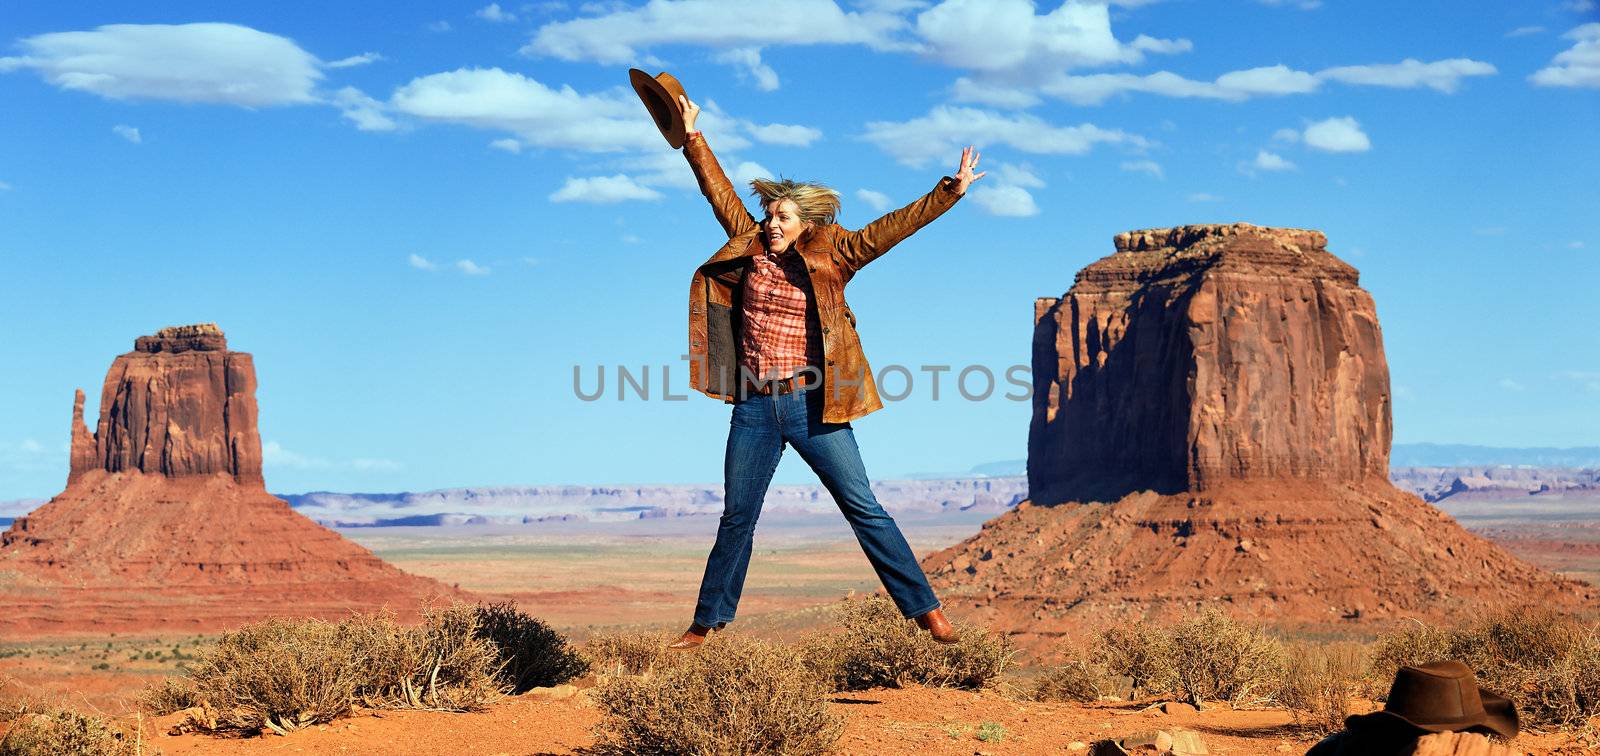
[749,178,841,227]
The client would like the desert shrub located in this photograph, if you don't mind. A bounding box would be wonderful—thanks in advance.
[1092,622,1177,699]
[471,601,589,692]
[1278,642,1369,735]
[342,605,504,711]
[591,634,842,756]
[0,707,141,756]
[582,631,680,679]
[799,595,1012,692]
[1372,611,1600,729]
[138,676,200,716]
[185,616,358,735]
[1165,608,1286,707]
[1032,650,1111,703]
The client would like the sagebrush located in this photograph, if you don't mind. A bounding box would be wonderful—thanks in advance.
[591,634,843,756]
[472,601,590,692]
[0,707,143,756]
[799,595,1012,691]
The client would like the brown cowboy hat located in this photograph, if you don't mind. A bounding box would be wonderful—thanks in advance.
[1346,660,1518,739]
[629,68,688,149]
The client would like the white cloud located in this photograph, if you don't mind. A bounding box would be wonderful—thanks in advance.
[1120,159,1163,179]
[856,189,891,211]
[714,47,779,91]
[1565,0,1596,11]
[1497,378,1525,391]
[991,162,1045,188]
[1272,127,1301,143]
[966,161,1045,218]
[264,441,399,472]
[428,20,453,33]
[969,57,1496,106]
[333,87,397,131]
[0,180,11,191]
[408,253,438,270]
[969,184,1039,217]
[456,259,491,275]
[1571,240,1588,249]
[476,3,518,22]
[1531,24,1600,88]
[0,23,322,106]
[1187,192,1222,202]
[862,105,1147,168]
[112,124,141,143]
[1557,370,1600,393]
[523,0,910,63]
[730,161,772,187]
[550,174,665,203]
[915,0,1185,73]
[745,122,821,147]
[1506,26,1546,38]
[1246,150,1296,173]
[1319,58,1497,93]
[326,52,384,68]
[388,67,660,152]
[1301,116,1370,152]
[1257,0,1322,9]
[489,138,522,153]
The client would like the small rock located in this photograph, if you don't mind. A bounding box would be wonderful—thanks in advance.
[1168,729,1208,755]
[1275,745,1295,752]
[1119,729,1174,752]
[1069,743,1088,752]
[1159,701,1197,715]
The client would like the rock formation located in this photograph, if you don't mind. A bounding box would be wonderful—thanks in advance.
[0,324,462,637]
[67,323,262,486]
[925,224,1595,646]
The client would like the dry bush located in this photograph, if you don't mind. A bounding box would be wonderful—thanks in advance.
[0,707,143,756]
[1278,642,1369,735]
[1031,653,1110,703]
[1166,608,1286,707]
[471,602,589,692]
[1092,622,1177,699]
[1372,611,1600,729]
[185,616,358,735]
[591,634,842,756]
[342,605,504,711]
[582,630,681,680]
[138,677,200,716]
[799,595,1013,692]
[181,603,506,735]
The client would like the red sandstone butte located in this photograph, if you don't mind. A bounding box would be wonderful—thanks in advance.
[924,224,1595,647]
[0,324,463,637]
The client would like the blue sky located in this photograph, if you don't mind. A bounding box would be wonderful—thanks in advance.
[1,0,1597,500]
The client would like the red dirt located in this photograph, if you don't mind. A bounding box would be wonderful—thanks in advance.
[117,686,1591,755]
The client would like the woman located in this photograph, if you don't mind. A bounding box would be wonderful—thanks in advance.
[669,92,985,650]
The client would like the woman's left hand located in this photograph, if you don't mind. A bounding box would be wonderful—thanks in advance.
[952,145,986,196]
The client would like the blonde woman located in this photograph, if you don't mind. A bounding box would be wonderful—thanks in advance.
[669,93,985,649]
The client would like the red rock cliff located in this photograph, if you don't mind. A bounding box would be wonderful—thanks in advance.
[1029,224,1391,504]
[68,323,264,486]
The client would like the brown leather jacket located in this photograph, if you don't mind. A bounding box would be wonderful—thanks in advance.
[682,136,964,423]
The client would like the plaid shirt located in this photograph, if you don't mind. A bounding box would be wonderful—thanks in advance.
[740,246,824,383]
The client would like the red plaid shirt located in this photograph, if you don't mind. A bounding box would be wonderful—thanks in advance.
[740,246,824,384]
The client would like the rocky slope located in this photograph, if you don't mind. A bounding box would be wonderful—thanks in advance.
[928,224,1596,643]
[0,324,461,637]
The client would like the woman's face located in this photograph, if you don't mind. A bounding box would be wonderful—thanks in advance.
[761,199,806,253]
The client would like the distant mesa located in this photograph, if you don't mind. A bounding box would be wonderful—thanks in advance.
[0,324,462,638]
[924,224,1596,645]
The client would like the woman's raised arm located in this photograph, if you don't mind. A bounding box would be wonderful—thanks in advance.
[835,146,984,275]
[679,95,758,239]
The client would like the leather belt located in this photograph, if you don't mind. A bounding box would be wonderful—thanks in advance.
[744,372,813,396]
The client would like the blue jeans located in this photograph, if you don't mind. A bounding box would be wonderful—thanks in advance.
[692,382,941,628]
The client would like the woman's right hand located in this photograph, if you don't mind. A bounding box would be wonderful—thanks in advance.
[678,94,700,133]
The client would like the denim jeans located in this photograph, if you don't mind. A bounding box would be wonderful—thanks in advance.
[692,381,941,628]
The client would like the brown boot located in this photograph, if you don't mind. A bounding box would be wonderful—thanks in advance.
[666,621,726,650]
[914,608,959,644]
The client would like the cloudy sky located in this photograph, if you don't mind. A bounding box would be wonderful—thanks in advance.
[1,1,1597,499]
